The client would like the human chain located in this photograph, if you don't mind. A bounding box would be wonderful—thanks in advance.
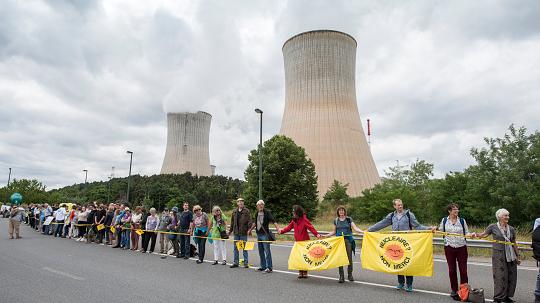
[4,199,540,303]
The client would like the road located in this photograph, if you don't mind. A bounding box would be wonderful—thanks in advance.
[0,220,537,303]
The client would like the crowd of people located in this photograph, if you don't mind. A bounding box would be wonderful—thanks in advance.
[3,198,539,303]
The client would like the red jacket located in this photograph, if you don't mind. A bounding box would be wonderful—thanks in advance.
[280,215,318,241]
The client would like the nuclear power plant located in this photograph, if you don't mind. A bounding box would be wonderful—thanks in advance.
[161,111,213,176]
[280,30,380,197]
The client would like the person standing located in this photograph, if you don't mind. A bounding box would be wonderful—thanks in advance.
[437,203,472,300]
[367,198,435,292]
[8,206,26,239]
[76,206,89,241]
[112,208,125,248]
[325,206,363,283]
[130,206,143,250]
[139,207,149,252]
[474,209,521,303]
[278,205,320,278]
[166,207,181,258]
[158,208,171,254]
[208,206,228,265]
[532,217,540,303]
[248,200,279,273]
[54,204,66,237]
[178,202,193,259]
[94,205,106,244]
[120,207,132,250]
[229,198,252,268]
[104,205,115,245]
[142,208,160,253]
[192,205,210,264]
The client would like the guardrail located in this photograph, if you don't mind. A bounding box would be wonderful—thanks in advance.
[269,228,533,251]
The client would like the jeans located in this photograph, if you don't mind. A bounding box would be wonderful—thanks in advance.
[43,224,51,235]
[54,221,64,237]
[194,230,206,261]
[444,245,468,292]
[179,232,191,257]
[257,234,272,269]
[233,235,248,265]
[535,267,540,302]
[121,229,131,249]
[398,275,413,286]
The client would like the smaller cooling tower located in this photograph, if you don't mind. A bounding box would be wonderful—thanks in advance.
[160,111,212,176]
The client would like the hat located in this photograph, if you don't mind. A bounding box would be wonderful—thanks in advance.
[171,206,179,212]
[124,207,130,211]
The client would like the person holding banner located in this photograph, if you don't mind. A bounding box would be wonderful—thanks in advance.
[278,205,320,279]
[229,198,252,268]
[474,208,520,303]
[367,198,435,292]
[248,200,279,273]
[437,203,472,301]
[130,206,143,251]
[325,206,363,283]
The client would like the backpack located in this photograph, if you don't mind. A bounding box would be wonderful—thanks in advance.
[442,217,466,236]
[334,217,352,232]
[390,211,412,230]
[532,224,540,262]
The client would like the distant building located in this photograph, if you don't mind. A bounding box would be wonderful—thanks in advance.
[280,30,380,197]
[161,111,212,176]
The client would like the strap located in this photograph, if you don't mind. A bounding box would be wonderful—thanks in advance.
[406,212,412,230]
[443,217,447,233]
[459,218,466,236]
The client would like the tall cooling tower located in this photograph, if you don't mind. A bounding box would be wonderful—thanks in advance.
[280,30,380,197]
[161,111,212,176]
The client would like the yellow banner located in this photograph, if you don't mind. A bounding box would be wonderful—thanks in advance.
[288,236,350,271]
[110,226,116,234]
[135,229,144,236]
[361,232,433,277]
[235,241,255,251]
[97,224,105,231]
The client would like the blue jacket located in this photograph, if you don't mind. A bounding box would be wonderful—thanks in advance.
[368,210,428,232]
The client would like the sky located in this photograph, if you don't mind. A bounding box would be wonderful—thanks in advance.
[1,0,539,190]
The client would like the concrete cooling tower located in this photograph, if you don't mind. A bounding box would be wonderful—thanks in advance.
[280,30,380,197]
[161,111,212,176]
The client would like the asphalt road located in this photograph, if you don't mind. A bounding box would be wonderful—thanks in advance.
[1,220,538,303]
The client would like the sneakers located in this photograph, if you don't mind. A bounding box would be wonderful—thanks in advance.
[257,267,266,271]
[196,260,203,264]
[262,268,272,274]
[406,285,413,293]
[221,261,227,265]
[396,283,404,290]
[230,264,239,268]
[212,261,218,265]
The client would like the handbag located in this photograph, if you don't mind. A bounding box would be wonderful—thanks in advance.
[468,288,485,303]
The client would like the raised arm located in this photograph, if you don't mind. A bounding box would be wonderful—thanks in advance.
[351,222,363,233]
[280,220,294,234]
[368,213,392,232]
[305,218,320,238]
[409,212,429,230]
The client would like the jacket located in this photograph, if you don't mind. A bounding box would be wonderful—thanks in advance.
[229,207,252,236]
[368,210,428,232]
[253,209,276,236]
[281,215,318,241]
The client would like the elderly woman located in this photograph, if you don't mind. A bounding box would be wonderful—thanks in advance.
[130,206,143,251]
[474,208,521,303]
[208,205,228,265]
[142,208,160,253]
[192,205,210,264]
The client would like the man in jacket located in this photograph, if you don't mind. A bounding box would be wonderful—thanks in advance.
[248,200,279,273]
[9,206,26,239]
[368,198,435,292]
[229,198,252,268]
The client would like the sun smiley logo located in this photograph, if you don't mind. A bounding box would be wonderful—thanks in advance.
[308,245,327,259]
[378,236,413,270]
[302,240,333,267]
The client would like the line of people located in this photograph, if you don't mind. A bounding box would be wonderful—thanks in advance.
[5,198,539,303]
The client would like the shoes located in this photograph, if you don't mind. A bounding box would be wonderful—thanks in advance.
[160,256,167,259]
[212,261,218,265]
[450,292,460,301]
[348,275,354,282]
[179,254,186,258]
[396,283,404,290]
[244,264,249,268]
[175,255,181,258]
[141,250,146,253]
[222,261,227,265]
[196,260,203,264]
[406,285,413,293]
[503,298,515,303]
[257,267,266,271]
[230,264,239,268]
[263,268,272,274]
[338,275,345,283]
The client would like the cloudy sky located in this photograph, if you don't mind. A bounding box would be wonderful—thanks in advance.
[1,0,539,189]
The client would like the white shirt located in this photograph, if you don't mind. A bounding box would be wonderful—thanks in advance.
[55,207,66,221]
[439,216,468,248]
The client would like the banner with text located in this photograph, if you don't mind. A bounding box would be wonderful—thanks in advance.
[288,236,350,271]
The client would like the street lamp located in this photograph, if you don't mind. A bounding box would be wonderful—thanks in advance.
[7,168,11,187]
[83,169,88,183]
[126,151,133,205]
[255,108,263,200]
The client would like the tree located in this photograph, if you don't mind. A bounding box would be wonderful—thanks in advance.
[322,180,349,206]
[243,135,318,221]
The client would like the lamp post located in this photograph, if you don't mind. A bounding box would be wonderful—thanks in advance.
[254,108,263,200]
[7,168,11,187]
[126,151,133,205]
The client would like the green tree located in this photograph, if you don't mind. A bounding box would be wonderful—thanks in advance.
[243,135,318,221]
[322,180,349,206]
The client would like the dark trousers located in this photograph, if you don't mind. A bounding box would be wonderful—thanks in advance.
[29,216,35,228]
[142,231,157,252]
[179,233,191,257]
[194,230,206,261]
[78,221,87,237]
[535,267,540,302]
[338,240,353,278]
[444,245,468,292]
[398,275,413,286]
[54,221,64,237]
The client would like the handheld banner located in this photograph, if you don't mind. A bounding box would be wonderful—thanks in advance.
[110,226,116,234]
[135,229,144,236]
[361,231,433,277]
[43,217,54,226]
[288,236,350,271]
[244,241,255,251]
[97,224,105,231]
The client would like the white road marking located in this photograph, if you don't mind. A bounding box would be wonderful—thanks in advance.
[42,267,85,281]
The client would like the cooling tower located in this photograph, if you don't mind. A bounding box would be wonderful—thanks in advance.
[161,111,212,176]
[280,30,380,197]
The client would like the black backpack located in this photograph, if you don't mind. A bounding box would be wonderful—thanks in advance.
[532,224,540,262]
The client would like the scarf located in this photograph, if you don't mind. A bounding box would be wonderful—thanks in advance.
[497,222,516,262]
